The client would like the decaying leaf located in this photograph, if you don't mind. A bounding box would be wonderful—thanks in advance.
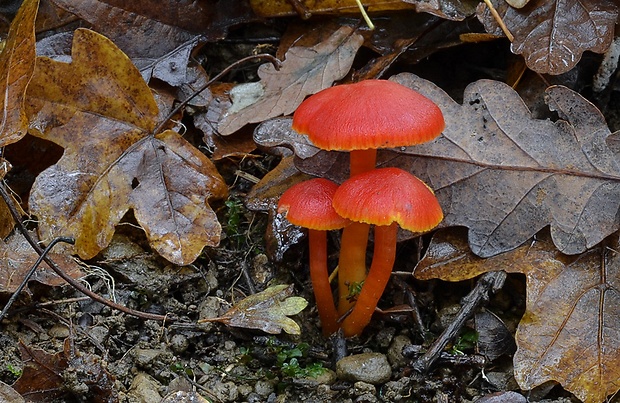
[478,0,618,74]
[401,0,478,20]
[272,73,620,258]
[217,25,364,135]
[50,0,255,86]
[0,0,38,147]
[415,229,620,403]
[26,28,228,265]
[13,341,68,401]
[249,0,417,18]
[13,339,116,402]
[0,231,83,294]
[200,284,308,334]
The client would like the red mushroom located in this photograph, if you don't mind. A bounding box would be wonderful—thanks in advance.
[293,79,445,314]
[278,178,349,335]
[332,167,443,337]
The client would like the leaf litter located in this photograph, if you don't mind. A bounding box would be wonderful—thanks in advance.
[0,0,619,401]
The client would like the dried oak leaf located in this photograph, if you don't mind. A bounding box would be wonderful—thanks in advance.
[0,231,82,294]
[415,229,620,403]
[50,0,255,86]
[200,284,308,335]
[0,0,38,147]
[478,0,618,74]
[217,25,364,135]
[26,28,228,266]
[280,73,620,258]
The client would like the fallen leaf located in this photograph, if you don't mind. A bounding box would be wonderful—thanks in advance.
[477,0,618,74]
[275,73,620,258]
[0,0,38,147]
[415,229,620,403]
[401,0,478,20]
[249,0,417,18]
[26,28,228,265]
[200,284,308,334]
[0,231,83,294]
[217,25,364,135]
[13,341,68,401]
[0,380,24,403]
[13,339,117,402]
[50,0,256,86]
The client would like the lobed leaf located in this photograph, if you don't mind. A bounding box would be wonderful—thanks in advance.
[26,28,228,265]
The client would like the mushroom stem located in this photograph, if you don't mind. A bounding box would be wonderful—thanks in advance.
[336,148,377,314]
[337,221,370,314]
[308,229,340,335]
[342,222,398,337]
[349,149,377,177]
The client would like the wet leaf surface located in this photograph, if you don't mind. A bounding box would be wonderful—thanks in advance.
[0,231,82,294]
[0,0,37,147]
[478,0,618,74]
[26,28,228,265]
[200,284,308,334]
[416,230,620,403]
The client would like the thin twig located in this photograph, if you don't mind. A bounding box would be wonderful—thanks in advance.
[412,271,506,373]
[0,182,174,323]
[153,53,282,135]
[0,236,74,323]
[482,0,514,42]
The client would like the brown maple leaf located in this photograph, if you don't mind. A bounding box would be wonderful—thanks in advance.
[415,229,620,403]
[26,28,228,265]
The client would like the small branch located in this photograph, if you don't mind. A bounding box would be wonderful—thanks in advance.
[411,271,506,373]
[153,53,282,135]
[482,0,514,42]
[0,182,175,323]
[0,236,74,323]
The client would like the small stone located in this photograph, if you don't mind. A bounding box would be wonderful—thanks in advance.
[133,348,164,367]
[336,353,392,385]
[48,324,70,339]
[169,334,189,354]
[128,372,162,403]
[254,379,274,397]
[387,335,411,369]
[353,381,376,396]
[477,391,527,402]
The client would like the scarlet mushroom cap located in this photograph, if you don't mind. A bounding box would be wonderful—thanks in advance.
[332,167,443,232]
[332,167,443,337]
[278,178,349,230]
[292,79,445,152]
[278,178,349,335]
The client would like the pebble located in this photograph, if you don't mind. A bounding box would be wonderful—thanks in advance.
[128,372,162,402]
[387,335,411,369]
[336,353,392,385]
[169,334,189,354]
[477,391,527,402]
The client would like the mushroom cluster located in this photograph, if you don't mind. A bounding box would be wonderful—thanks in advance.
[278,79,445,337]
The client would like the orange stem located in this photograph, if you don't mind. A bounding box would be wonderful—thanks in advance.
[336,148,377,315]
[308,230,340,335]
[349,149,377,176]
[342,222,397,337]
[337,221,370,315]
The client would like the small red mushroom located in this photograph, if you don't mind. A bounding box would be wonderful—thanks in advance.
[293,79,445,315]
[332,167,443,337]
[277,178,349,336]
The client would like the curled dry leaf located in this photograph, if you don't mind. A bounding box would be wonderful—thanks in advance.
[477,0,618,74]
[200,284,308,335]
[26,28,228,265]
[0,0,38,147]
[415,229,620,403]
[217,25,364,135]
